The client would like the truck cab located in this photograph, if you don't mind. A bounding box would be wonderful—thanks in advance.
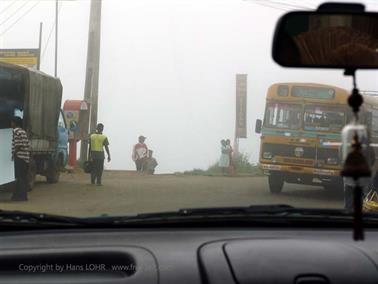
[13,109,69,188]
[39,110,69,185]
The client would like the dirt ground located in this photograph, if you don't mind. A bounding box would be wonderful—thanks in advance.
[0,171,343,217]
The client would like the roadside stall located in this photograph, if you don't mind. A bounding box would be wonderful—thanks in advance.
[63,100,89,169]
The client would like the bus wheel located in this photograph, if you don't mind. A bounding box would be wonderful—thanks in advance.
[268,173,284,194]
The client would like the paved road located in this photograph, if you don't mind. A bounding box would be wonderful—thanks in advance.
[0,171,343,217]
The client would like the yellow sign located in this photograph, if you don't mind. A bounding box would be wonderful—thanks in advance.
[0,49,40,69]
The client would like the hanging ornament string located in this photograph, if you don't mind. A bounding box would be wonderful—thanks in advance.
[341,70,370,241]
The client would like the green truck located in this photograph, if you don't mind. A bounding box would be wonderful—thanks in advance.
[0,62,68,188]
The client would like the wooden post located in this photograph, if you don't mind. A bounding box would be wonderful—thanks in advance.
[37,22,42,70]
[80,0,102,162]
[54,0,58,77]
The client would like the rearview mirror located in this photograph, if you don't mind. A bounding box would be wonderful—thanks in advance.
[272,8,378,69]
[255,119,262,134]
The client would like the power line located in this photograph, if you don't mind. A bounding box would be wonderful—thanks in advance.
[251,1,290,12]
[298,0,318,8]
[0,1,28,27]
[248,0,315,11]
[0,0,18,16]
[264,0,314,10]
[248,0,290,11]
[0,1,41,37]
[253,0,377,11]
[41,4,62,62]
[41,21,56,61]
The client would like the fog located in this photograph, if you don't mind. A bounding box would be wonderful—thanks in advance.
[1,0,377,173]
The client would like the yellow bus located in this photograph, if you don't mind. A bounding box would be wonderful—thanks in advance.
[255,82,378,194]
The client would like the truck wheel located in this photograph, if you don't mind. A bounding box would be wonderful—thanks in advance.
[28,158,37,191]
[268,173,284,194]
[46,157,60,184]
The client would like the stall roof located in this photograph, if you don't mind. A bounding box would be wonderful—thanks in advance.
[63,100,89,111]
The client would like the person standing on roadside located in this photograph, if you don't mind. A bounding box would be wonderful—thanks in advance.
[11,116,30,201]
[144,150,158,174]
[132,136,148,172]
[89,123,111,186]
[226,139,235,175]
[219,139,229,175]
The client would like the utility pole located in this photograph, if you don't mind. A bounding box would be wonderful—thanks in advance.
[80,0,102,162]
[55,0,58,77]
[37,22,42,70]
[235,74,247,158]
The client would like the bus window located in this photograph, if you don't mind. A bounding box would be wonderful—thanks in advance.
[264,103,301,129]
[304,105,345,132]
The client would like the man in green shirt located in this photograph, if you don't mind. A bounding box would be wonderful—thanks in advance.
[89,123,111,186]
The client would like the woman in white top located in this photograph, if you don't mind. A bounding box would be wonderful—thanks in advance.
[219,140,230,174]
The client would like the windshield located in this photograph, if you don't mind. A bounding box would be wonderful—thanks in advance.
[304,105,346,132]
[0,0,377,219]
[264,103,302,129]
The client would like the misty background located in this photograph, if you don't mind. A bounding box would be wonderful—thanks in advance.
[1,0,377,173]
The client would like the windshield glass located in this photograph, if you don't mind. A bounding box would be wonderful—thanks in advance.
[0,0,377,219]
[264,103,302,129]
[304,105,346,132]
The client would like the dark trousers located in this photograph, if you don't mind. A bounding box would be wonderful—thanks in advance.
[12,157,28,201]
[373,172,378,191]
[344,184,370,211]
[91,159,104,185]
[135,159,145,172]
[344,185,354,211]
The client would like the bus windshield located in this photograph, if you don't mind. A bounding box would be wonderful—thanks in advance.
[264,103,302,129]
[304,105,346,132]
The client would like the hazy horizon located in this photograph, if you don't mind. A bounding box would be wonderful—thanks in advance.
[1,0,377,173]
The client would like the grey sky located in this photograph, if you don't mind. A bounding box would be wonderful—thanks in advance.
[1,0,377,173]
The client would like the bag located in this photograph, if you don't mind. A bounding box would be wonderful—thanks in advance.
[363,189,378,212]
[83,161,93,174]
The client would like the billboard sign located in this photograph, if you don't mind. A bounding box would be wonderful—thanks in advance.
[0,49,40,69]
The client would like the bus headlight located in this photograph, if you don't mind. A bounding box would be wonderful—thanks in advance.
[326,157,338,165]
[263,152,273,159]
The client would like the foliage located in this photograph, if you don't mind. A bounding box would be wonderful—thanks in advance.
[183,152,263,177]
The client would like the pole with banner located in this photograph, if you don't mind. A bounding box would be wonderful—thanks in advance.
[235,74,247,157]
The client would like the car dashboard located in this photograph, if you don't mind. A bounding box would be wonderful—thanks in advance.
[0,228,377,284]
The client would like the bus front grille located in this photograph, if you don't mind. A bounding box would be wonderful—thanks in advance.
[262,143,315,159]
[282,158,314,165]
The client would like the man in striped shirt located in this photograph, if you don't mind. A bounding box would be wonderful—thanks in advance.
[11,116,30,201]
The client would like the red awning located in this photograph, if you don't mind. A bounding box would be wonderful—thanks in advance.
[63,100,89,111]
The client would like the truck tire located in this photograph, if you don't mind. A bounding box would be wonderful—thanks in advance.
[46,157,60,184]
[28,158,37,191]
[268,173,284,194]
